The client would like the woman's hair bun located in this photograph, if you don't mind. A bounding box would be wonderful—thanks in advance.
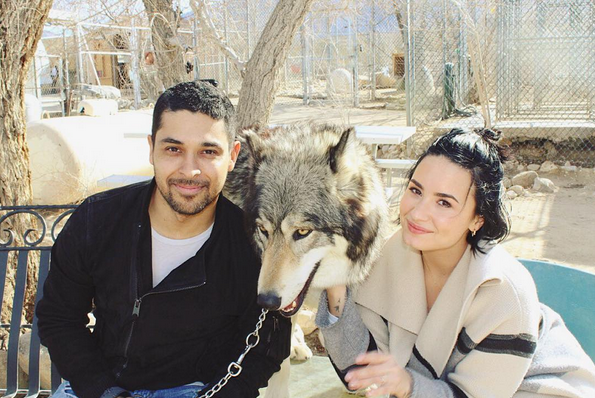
[475,128,501,143]
[475,128,509,162]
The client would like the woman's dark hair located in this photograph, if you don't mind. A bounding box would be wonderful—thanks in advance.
[405,127,510,253]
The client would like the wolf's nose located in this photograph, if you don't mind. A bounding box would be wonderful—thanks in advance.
[257,293,281,310]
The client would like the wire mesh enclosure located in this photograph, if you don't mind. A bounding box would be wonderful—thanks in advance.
[32,0,595,165]
[404,0,595,165]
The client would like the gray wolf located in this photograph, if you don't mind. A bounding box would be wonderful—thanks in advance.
[223,123,391,397]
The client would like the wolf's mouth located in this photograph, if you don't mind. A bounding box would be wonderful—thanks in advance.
[279,262,320,317]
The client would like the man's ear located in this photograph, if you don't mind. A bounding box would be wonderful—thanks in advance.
[228,140,241,172]
[147,135,154,165]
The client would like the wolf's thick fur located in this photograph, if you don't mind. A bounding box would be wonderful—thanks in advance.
[223,123,391,396]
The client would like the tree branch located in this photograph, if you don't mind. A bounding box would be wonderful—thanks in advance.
[189,0,247,76]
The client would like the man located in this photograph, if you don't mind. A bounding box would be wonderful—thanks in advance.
[37,81,291,398]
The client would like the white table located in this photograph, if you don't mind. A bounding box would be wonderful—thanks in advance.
[354,125,416,187]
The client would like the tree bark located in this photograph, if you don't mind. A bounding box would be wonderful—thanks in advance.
[235,0,315,128]
[0,0,53,325]
[142,0,188,90]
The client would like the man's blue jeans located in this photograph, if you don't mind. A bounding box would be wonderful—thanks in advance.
[53,381,205,398]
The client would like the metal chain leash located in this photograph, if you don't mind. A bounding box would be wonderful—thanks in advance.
[195,308,269,398]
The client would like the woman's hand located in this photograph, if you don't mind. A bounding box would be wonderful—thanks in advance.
[326,285,347,317]
[345,351,412,398]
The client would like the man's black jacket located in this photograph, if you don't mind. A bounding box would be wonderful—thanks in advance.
[36,180,291,398]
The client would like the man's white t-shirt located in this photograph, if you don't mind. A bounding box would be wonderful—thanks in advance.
[151,224,214,287]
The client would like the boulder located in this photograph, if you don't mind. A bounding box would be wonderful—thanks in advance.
[327,68,353,95]
[375,71,396,88]
[512,171,538,188]
[26,111,154,204]
[533,177,558,193]
[527,164,540,171]
[502,177,512,189]
[17,332,51,389]
[540,161,558,173]
[296,308,317,336]
[506,190,518,200]
[509,185,524,195]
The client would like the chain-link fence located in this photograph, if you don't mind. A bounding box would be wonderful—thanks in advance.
[404,0,595,166]
[32,0,594,165]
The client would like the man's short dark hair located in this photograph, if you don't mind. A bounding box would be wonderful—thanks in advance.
[151,81,236,147]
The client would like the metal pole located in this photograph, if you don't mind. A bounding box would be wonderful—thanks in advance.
[301,24,309,105]
[246,0,251,56]
[371,0,376,100]
[223,2,230,93]
[353,16,359,108]
[63,28,72,115]
[32,56,40,98]
[75,24,85,88]
[404,0,414,155]
[193,18,200,80]
[130,19,141,109]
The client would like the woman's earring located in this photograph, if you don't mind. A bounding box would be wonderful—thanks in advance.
[471,230,476,237]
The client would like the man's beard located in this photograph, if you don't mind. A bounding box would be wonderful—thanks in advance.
[158,178,217,216]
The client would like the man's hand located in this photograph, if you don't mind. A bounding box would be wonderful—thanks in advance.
[345,351,412,398]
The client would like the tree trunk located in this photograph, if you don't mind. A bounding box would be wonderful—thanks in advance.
[235,0,315,128]
[142,0,188,90]
[0,0,53,326]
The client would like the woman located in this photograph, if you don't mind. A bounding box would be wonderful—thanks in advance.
[316,128,595,397]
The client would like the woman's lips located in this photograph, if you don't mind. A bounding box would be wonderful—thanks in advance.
[406,220,432,234]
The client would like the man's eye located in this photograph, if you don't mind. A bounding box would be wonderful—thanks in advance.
[166,147,180,153]
[203,149,217,155]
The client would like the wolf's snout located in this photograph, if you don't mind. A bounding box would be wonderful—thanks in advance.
[257,293,281,310]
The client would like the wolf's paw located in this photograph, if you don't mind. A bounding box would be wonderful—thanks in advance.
[290,323,313,361]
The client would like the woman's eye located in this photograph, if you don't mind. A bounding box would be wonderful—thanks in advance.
[438,199,452,208]
[293,229,312,240]
[409,186,421,195]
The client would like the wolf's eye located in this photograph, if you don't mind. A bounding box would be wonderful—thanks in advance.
[257,224,269,238]
[293,229,312,240]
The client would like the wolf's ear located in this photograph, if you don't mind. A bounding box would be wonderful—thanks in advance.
[328,127,355,173]
[243,129,265,166]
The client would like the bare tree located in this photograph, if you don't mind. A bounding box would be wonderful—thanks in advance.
[142,0,187,89]
[0,0,53,323]
[191,0,316,128]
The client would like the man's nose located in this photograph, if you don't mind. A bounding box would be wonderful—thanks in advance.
[179,155,201,177]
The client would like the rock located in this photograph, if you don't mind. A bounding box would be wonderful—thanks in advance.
[561,164,577,172]
[506,190,518,200]
[517,164,526,172]
[375,71,396,88]
[527,164,540,171]
[540,161,558,173]
[533,177,558,193]
[509,185,524,195]
[17,332,51,389]
[502,177,512,189]
[512,171,538,188]
[296,309,317,336]
[327,68,353,95]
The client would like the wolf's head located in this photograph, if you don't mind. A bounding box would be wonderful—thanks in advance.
[224,123,390,316]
